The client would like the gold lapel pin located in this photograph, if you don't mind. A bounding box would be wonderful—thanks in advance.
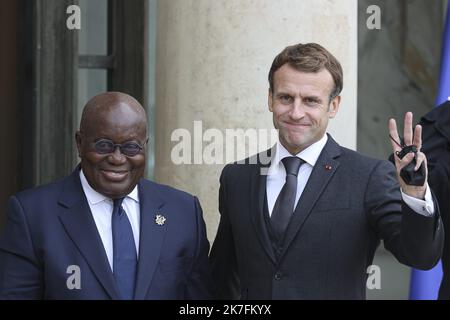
[155,214,166,226]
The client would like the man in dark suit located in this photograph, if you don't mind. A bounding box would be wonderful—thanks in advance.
[420,101,450,172]
[209,43,444,299]
[0,92,213,299]
[421,101,450,299]
[430,152,450,299]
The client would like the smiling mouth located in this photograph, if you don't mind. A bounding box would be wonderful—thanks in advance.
[100,170,130,181]
[283,122,311,129]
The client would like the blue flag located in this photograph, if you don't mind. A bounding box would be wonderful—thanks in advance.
[409,4,450,300]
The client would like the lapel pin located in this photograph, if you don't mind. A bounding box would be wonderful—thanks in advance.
[155,214,166,226]
[325,165,332,171]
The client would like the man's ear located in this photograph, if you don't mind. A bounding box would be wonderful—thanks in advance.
[328,95,341,119]
[268,88,274,112]
[75,131,82,157]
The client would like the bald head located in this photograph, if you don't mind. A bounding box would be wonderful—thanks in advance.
[76,92,148,199]
[79,92,147,135]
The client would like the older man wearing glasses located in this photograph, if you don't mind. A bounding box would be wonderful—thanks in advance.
[0,92,213,300]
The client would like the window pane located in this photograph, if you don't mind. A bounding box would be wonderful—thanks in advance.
[76,69,107,126]
[78,0,108,55]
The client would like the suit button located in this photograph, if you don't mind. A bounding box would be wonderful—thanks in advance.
[274,272,282,280]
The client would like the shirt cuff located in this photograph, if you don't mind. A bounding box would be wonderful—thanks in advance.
[401,183,435,217]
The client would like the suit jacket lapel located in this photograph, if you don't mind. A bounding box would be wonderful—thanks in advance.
[281,136,341,258]
[133,180,166,300]
[58,169,119,300]
[249,149,277,264]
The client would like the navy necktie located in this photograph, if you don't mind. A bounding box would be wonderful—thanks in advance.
[271,156,304,242]
[112,198,137,300]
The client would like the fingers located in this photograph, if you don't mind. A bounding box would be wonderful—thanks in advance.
[390,112,422,163]
[414,151,427,172]
[389,118,401,154]
[403,112,413,145]
[396,151,427,182]
[397,152,415,170]
[413,124,422,151]
[390,112,427,194]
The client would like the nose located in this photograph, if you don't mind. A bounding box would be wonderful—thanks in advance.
[107,146,127,164]
[289,98,304,120]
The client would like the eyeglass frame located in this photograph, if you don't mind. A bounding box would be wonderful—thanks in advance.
[77,130,149,156]
[96,139,147,156]
[84,139,148,159]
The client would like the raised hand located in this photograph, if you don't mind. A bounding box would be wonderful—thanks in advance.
[389,112,427,199]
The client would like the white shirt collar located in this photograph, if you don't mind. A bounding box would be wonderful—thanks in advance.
[270,134,328,173]
[79,169,139,205]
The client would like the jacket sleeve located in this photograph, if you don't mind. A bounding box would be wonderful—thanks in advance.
[0,196,43,299]
[209,165,241,299]
[184,196,214,299]
[365,160,444,270]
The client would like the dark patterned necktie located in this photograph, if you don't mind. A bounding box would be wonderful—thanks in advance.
[112,198,137,300]
[271,156,304,242]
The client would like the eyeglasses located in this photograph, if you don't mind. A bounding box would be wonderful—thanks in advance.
[94,139,144,157]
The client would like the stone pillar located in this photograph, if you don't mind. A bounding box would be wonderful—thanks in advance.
[154,0,358,241]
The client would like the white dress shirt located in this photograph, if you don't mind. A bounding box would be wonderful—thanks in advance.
[80,170,140,271]
[266,134,434,217]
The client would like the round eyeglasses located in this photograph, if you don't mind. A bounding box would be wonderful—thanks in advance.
[94,139,144,157]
